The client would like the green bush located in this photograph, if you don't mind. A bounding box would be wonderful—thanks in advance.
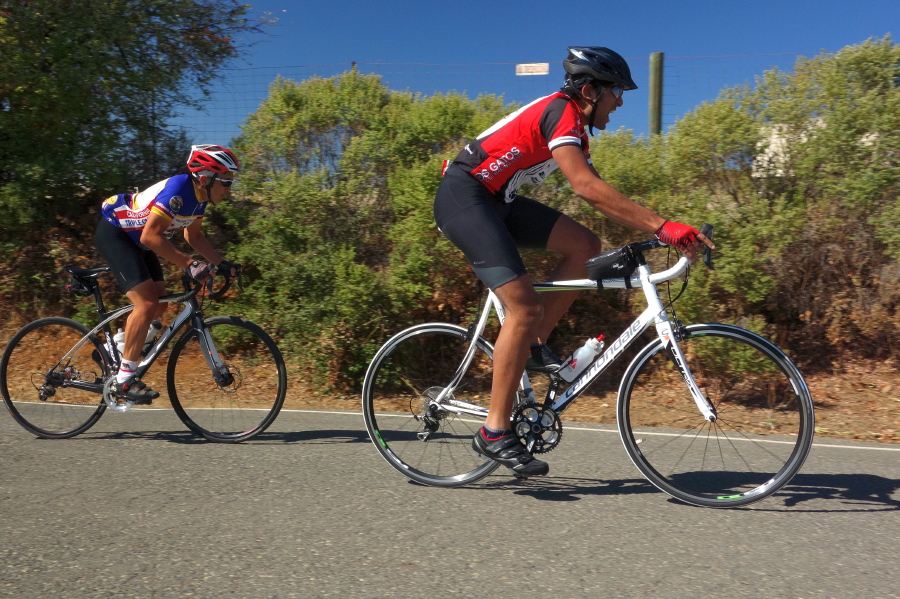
[3,38,897,388]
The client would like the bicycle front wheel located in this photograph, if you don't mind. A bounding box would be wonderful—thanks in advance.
[167,316,286,442]
[0,317,109,438]
[362,323,499,487]
[618,324,814,508]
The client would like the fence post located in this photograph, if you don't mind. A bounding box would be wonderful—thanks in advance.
[649,52,664,135]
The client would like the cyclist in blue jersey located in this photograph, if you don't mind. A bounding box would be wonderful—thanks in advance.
[434,47,714,477]
[95,144,240,403]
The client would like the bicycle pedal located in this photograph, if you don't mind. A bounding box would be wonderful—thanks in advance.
[506,467,529,480]
[470,447,490,461]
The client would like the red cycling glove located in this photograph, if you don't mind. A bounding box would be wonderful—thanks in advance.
[655,221,700,252]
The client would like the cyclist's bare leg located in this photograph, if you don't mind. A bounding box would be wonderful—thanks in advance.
[122,280,166,362]
[484,275,543,430]
[534,215,602,343]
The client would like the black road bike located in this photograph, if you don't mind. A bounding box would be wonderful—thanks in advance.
[1,266,287,442]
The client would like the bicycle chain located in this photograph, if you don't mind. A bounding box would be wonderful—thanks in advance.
[511,400,563,454]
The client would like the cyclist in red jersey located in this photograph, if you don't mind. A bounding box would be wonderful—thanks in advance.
[434,46,714,477]
[95,145,240,404]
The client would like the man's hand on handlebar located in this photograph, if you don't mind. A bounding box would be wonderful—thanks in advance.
[185,260,214,283]
[216,260,241,282]
[655,221,715,262]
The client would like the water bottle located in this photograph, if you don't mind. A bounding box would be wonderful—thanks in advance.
[142,320,163,355]
[558,335,606,382]
[114,330,126,356]
[114,320,163,357]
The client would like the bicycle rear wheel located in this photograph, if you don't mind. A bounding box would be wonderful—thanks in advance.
[167,316,286,442]
[618,324,814,507]
[0,317,109,438]
[362,323,499,487]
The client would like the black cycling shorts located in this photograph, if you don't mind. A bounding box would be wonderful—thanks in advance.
[95,218,165,293]
[433,163,562,289]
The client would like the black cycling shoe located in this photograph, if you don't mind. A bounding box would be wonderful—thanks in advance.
[525,343,563,373]
[472,429,549,477]
[113,378,159,405]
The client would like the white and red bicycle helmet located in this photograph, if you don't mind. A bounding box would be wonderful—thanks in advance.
[186,144,240,174]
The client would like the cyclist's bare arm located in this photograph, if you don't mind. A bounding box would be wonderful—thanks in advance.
[140,213,197,268]
[182,218,224,267]
[552,145,713,259]
[552,145,664,232]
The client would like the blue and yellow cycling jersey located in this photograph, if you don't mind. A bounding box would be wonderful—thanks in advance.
[101,174,207,249]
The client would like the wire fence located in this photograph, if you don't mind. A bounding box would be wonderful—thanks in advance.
[174,52,817,144]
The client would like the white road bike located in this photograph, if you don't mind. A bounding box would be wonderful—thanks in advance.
[362,225,815,507]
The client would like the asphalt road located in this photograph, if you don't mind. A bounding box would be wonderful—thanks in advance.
[1,407,898,598]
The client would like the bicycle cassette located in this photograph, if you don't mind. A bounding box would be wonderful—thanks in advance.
[512,401,562,454]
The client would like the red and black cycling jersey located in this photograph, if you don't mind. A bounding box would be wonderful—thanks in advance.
[452,92,590,202]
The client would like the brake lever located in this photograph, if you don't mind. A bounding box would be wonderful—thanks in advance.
[699,223,715,270]
[211,264,243,299]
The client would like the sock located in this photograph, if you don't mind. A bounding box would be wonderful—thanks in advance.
[481,426,511,440]
[117,359,137,384]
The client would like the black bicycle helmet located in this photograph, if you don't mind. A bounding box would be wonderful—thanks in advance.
[562,46,638,91]
[562,46,637,135]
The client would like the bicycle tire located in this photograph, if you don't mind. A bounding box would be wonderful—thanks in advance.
[362,323,502,487]
[617,323,814,507]
[0,317,109,438]
[167,316,286,442]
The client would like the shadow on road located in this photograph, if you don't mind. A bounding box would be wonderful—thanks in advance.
[73,430,369,445]
[75,428,372,445]
[71,428,899,512]
[74,430,205,444]
[471,471,900,511]
[481,475,659,502]
[250,429,370,444]
[762,472,900,512]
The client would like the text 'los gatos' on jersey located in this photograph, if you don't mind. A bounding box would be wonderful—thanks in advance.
[452,92,591,202]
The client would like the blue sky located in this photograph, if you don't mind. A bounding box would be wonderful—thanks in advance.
[179,0,897,142]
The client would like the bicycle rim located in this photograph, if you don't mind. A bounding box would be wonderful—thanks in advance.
[362,323,499,487]
[618,324,814,507]
[0,317,108,438]
[167,316,286,442]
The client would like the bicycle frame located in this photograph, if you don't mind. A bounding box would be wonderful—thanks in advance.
[55,277,230,396]
[436,253,717,422]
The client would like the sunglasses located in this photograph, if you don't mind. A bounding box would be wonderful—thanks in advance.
[217,178,235,188]
[607,85,625,99]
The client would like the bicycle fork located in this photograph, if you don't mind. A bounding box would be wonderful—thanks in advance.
[191,315,235,388]
[650,314,717,422]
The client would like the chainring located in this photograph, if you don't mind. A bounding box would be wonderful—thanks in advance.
[102,377,133,412]
[512,401,563,454]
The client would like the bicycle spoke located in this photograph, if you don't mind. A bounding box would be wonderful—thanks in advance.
[362,324,498,487]
[167,316,286,442]
[619,324,814,507]
[1,318,108,438]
